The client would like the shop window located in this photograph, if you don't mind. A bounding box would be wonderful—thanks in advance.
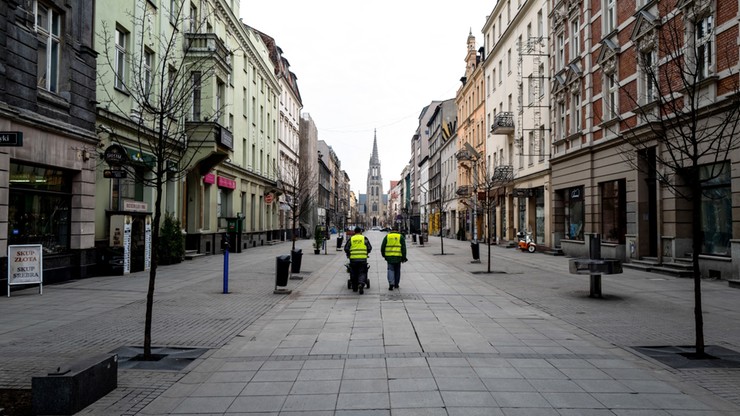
[600,179,626,243]
[700,162,731,255]
[564,186,584,240]
[8,163,72,254]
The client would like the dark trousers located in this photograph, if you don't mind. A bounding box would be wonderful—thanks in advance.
[349,261,368,289]
[387,262,401,286]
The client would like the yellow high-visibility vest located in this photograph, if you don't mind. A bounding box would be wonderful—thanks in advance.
[384,233,402,257]
[349,234,368,259]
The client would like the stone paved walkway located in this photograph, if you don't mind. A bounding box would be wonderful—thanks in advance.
[1,233,739,415]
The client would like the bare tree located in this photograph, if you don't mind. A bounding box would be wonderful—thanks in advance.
[274,159,317,251]
[611,2,740,356]
[97,3,232,359]
[429,176,457,255]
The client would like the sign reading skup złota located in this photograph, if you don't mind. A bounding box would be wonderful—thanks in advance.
[7,244,43,296]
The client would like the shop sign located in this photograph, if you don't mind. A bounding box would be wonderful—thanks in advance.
[123,200,148,212]
[7,244,43,296]
[0,131,23,146]
[103,169,127,179]
[203,173,215,184]
[217,176,236,189]
[103,144,128,166]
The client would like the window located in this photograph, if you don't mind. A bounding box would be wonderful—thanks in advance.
[242,87,247,117]
[558,102,566,140]
[191,71,201,120]
[189,2,198,33]
[507,49,512,73]
[216,78,225,124]
[700,162,731,255]
[537,10,543,38]
[556,33,565,68]
[564,186,584,240]
[695,15,713,80]
[538,63,545,97]
[167,65,176,108]
[640,50,657,103]
[498,61,503,84]
[604,72,618,119]
[8,163,72,254]
[604,0,616,34]
[601,179,626,243]
[114,28,127,90]
[570,19,580,60]
[143,48,154,98]
[35,2,61,93]
[572,92,581,133]
[528,131,534,165]
[538,125,545,161]
[169,0,178,23]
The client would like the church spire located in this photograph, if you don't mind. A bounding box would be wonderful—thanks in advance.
[371,128,379,163]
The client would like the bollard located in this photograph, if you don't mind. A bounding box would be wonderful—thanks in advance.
[222,234,230,294]
[589,234,601,298]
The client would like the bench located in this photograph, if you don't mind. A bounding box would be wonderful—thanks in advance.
[32,353,118,415]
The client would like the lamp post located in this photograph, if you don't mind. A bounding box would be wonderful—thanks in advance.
[457,143,480,242]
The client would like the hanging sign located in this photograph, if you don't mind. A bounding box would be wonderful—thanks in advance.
[265,193,274,204]
[7,244,43,296]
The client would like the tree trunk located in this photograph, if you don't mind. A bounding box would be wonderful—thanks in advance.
[143,171,164,359]
[691,180,705,356]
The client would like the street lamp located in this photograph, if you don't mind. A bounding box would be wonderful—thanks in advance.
[457,142,480,241]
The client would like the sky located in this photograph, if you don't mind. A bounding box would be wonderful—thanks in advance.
[240,1,493,195]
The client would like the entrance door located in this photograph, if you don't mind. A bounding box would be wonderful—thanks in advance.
[639,148,658,257]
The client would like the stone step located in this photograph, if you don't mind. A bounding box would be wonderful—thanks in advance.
[184,250,205,260]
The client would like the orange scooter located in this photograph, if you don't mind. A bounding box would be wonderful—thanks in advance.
[517,231,536,253]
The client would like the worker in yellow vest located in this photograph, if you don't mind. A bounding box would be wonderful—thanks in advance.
[381,225,407,290]
[343,227,372,294]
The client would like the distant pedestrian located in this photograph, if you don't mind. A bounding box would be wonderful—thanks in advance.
[344,227,372,294]
[381,225,407,290]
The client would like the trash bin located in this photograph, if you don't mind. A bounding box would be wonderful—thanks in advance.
[412,234,417,243]
[470,240,480,260]
[336,236,344,249]
[291,249,303,274]
[275,255,291,287]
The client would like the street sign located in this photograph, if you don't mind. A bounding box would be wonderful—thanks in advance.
[104,169,127,179]
[0,131,23,146]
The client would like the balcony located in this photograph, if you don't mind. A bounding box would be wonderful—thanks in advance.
[185,121,233,174]
[491,112,515,134]
[184,33,231,74]
[456,185,473,197]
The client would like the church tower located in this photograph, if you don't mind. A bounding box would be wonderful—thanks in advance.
[366,129,385,227]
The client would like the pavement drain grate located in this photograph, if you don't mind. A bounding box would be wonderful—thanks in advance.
[632,345,740,369]
[111,346,209,371]
[470,271,508,274]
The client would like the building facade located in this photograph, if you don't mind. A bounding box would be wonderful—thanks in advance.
[299,113,319,236]
[484,0,552,247]
[456,31,487,241]
[427,99,457,237]
[1,0,98,289]
[549,0,740,280]
[256,30,303,242]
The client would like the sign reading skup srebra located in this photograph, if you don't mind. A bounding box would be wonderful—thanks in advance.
[7,244,43,297]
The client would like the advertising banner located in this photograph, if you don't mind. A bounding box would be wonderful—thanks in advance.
[7,244,43,296]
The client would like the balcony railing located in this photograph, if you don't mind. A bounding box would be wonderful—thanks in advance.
[491,112,515,134]
[184,33,230,73]
[456,185,473,197]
